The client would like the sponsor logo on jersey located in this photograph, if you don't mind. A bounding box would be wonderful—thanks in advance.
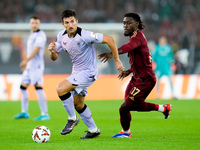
[63,48,82,54]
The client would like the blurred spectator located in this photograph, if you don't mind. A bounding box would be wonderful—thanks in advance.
[1,0,200,74]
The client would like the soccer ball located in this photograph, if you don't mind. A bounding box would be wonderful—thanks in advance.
[32,126,51,143]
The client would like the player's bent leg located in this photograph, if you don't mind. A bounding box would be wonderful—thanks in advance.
[57,80,79,135]
[130,101,158,112]
[59,92,79,135]
[112,102,132,138]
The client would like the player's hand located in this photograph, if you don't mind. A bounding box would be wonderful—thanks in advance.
[48,41,56,53]
[98,52,113,63]
[118,69,131,80]
[115,59,124,72]
[20,59,27,71]
[21,66,26,72]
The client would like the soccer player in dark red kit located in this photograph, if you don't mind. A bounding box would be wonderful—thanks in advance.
[98,13,172,138]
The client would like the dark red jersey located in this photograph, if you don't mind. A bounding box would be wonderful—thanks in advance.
[119,29,155,79]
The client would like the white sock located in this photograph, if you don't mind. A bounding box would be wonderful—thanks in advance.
[122,129,130,133]
[41,112,48,116]
[79,106,97,131]
[21,89,28,112]
[62,94,76,119]
[158,105,164,112]
[68,115,77,121]
[36,89,48,115]
[89,127,98,133]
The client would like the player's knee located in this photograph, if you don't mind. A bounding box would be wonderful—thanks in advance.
[119,101,129,113]
[59,92,71,101]
[119,104,129,115]
[56,85,68,96]
[119,105,125,113]
[57,86,62,96]
[75,103,85,111]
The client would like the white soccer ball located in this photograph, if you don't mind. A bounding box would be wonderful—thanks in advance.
[32,126,51,143]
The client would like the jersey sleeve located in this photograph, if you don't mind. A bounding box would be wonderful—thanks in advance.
[119,37,141,53]
[82,30,103,44]
[55,30,65,53]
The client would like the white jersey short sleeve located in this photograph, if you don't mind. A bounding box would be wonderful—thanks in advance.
[82,30,103,44]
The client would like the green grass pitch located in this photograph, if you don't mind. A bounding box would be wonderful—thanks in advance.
[0,100,200,150]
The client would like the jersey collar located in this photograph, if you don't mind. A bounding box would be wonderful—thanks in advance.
[63,27,82,37]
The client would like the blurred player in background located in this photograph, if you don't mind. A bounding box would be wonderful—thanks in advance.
[152,36,176,99]
[48,9,124,139]
[98,13,172,138]
[14,16,50,121]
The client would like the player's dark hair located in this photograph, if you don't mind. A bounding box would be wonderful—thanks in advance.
[30,15,40,20]
[124,13,145,30]
[61,9,76,21]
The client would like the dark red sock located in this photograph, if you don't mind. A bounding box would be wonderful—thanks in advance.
[142,102,158,111]
[119,106,131,131]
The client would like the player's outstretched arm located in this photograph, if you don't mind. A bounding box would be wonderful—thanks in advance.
[48,41,60,61]
[101,35,124,72]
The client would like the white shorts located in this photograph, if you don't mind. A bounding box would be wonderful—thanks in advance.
[67,71,97,96]
[21,66,44,86]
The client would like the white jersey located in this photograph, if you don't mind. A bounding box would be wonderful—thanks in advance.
[26,29,47,69]
[55,27,103,79]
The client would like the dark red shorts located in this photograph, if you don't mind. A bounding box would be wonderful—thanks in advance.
[125,76,156,106]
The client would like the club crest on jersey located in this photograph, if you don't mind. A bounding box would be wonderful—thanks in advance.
[77,42,81,47]
[90,32,98,39]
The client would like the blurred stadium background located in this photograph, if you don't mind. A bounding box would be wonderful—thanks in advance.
[1,0,200,100]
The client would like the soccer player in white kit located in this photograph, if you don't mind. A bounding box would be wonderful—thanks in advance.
[14,16,50,121]
[48,9,124,139]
